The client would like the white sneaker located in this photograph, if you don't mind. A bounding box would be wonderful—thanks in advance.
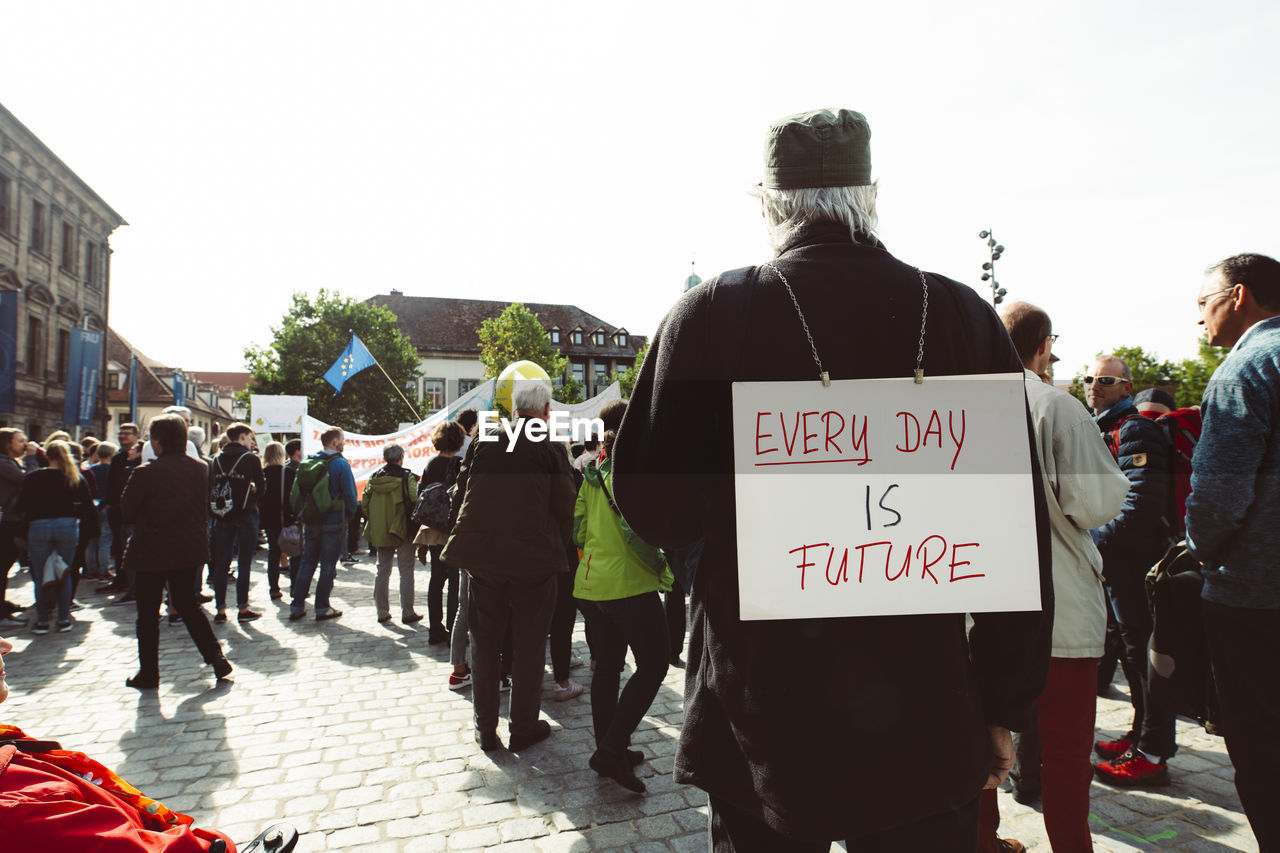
[554,679,584,701]
[569,652,584,668]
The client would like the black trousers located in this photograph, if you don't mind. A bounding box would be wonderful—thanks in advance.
[0,518,21,611]
[135,567,225,679]
[1203,599,1280,852]
[710,794,980,853]
[580,592,668,756]
[468,572,557,739]
[548,571,577,682]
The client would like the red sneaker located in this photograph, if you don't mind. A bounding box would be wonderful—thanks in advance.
[1094,749,1171,787]
[1093,732,1135,761]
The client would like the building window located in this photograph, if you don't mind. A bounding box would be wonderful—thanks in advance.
[108,371,122,390]
[570,362,585,387]
[549,329,560,345]
[85,242,97,286]
[616,332,627,347]
[424,378,445,411]
[0,174,11,234]
[26,317,43,374]
[593,331,606,346]
[593,363,609,392]
[60,222,76,271]
[57,329,71,382]
[30,201,48,254]
[458,377,482,395]
[569,330,581,345]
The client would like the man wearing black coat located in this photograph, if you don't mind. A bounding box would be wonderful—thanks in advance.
[611,109,1052,851]
[120,414,230,689]
[100,422,140,593]
[1086,354,1175,787]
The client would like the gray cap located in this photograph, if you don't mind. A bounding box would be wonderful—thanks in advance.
[763,108,872,189]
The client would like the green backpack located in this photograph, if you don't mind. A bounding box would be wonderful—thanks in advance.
[289,456,346,523]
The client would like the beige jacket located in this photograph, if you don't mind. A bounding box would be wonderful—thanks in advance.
[1023,370,1130,657]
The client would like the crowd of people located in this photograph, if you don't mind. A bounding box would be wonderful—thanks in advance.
[1,107,1277,853]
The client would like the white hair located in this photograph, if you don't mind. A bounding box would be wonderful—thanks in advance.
[752,183,879,252]
[512,380,552,414]
[188,426,206,449]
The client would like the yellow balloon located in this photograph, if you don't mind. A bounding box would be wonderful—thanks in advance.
[495,361,551,413]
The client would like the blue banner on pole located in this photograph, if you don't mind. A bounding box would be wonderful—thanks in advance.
[128,353,138,424]
[0,291,16,413]
[173,368,184,407]
[62,328,103,427]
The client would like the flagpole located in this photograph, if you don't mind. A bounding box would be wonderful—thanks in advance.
[374,360,422,422]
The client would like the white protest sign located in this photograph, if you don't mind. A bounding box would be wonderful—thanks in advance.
[250,395,308,433]
[732,373,1039,620]
[302,413,449,491]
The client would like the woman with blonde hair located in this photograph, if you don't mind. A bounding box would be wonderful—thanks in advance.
[14,440,93,634]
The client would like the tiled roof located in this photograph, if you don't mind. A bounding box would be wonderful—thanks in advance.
[104,328,231,419]
[190,371,253,392]
[368,295,646,360]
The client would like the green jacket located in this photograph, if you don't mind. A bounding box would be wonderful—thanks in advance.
[573,459,672,601]
[360,465,418,548]
[441,419,576,578]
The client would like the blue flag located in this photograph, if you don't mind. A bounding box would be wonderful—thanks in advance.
[323,333,378,394]
[62,329,103,427]
[173,369,184,407]
[0,291,16,414]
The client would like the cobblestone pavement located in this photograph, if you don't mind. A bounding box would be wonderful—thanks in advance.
[1,551,1259,852]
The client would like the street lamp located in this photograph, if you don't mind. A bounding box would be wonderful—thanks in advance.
[978,229,1007,305]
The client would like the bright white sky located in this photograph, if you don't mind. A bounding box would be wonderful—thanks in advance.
[4,1,1277,377]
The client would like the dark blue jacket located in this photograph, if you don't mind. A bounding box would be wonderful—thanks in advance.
[1095,397,1172,570]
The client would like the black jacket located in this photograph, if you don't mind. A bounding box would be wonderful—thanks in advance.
[441,420,575,578]
[122,453,210,573]
[1095,399,1173,570]
[208,443,266,519]
[261,465,297,531]
[611,223,1053,839]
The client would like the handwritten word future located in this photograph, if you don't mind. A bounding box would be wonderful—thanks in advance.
[787,538,984,591]
[753,409,966,470]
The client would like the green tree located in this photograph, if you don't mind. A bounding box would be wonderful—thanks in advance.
[557,374,586,406]
[1171,338,1229,407]
[244,290,421,433]
[477,303,568,379]
[617,340,649,398]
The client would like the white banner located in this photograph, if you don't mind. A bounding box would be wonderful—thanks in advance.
[732,373,1039,620]
[300,379,619,494]
[250,395,308,433]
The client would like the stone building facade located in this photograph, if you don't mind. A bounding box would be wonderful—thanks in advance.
[0,102,126,439]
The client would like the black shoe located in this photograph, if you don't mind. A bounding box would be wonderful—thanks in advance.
[214,611,227,624]
[212,658,233,680]
[670,655,686,668]
[508,720,552,752]
[198,592,214,603]
[97,582,126,594]
[315,608,342,621]
[169,613,183,625]
[403,613,424,625]
[476,729,503,751]
[590,748,646,793]
[126,673,159,690]
[428,626,450,644]
[1012,786,1041,806]
[627,749,645,766]
[288,610,307,622]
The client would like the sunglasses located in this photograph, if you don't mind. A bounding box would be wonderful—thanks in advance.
[1083,375,1127,387]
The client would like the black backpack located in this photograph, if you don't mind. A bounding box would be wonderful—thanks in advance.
[412,456,461,531]
[210,452,255,519]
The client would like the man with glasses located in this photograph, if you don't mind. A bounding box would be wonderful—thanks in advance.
[1186,253,1280,850]
[1086,356,1175,787]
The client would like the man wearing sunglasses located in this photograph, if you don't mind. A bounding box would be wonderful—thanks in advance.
[1185,253,1280,850]
[1086,355,1176,788]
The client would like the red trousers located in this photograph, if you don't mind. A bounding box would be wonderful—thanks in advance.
[980,657,1097,852]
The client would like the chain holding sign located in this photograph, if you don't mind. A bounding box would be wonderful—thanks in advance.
[732,373,1039,620]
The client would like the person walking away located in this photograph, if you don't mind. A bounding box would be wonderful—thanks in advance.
[362,443,422,625]
[420,421,465,643]
[260,441,293,602]
[119,414,231,689]
[574,421,672,792]
[209,423,266,624]
[442,380,575,752]
[101,424,141,597]
[289,427,357,621]
[14,441,93,634]
[84,442,115,580]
